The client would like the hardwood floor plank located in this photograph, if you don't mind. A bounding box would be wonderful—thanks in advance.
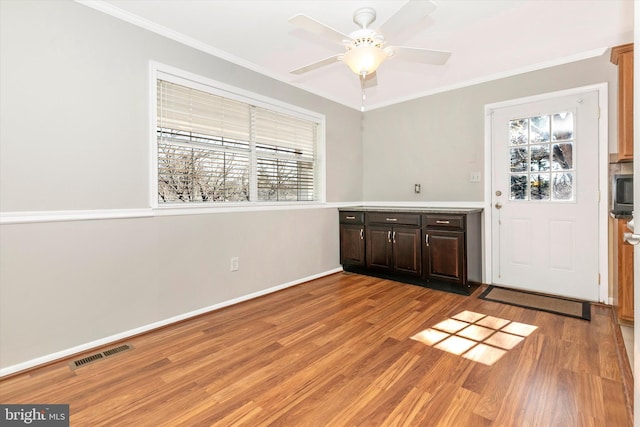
[602,377,634,427]
[379,386,433,427]
[433,386,483,427]
[0,273,631,426]
[409,381,460,426]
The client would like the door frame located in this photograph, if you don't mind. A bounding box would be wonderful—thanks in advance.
[483,83,609,303]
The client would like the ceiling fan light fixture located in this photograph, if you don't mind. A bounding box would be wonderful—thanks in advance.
[343,45,387,76]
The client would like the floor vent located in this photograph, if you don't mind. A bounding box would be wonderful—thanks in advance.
[69,344,133,369]
[102,344,132,357]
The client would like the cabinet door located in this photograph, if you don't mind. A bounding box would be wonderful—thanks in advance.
[393,227,422,276]
[366,226,393,271]
[340,224,365,266]
[611,44,634,161]
[424,230,465,284]
[617,219,634,323]
[618,50,634,160]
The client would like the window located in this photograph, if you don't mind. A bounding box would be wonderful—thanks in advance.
[154,69,323,206]
[508,112,575,201]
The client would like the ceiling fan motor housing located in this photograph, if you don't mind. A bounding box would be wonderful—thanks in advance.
[348,30,384,49]
[353,7,376,29]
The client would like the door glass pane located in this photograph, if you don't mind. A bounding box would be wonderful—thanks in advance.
[552,143,572,170]
[510,119,528,145]
[510,147,528,172]
[552,112,573,141]
[510,174,528,200]
[530,174,550,200]
[506,111,575,203]
[530,115,550,142]
[552,172,573,200]
[530,145,550,171]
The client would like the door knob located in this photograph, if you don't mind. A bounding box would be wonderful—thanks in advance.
[623,218,639,245]
[623,232,640,246]
[495,202,502,209]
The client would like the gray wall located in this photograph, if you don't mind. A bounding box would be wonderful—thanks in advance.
[362,54,618,201]
[0,0,361,370]
[0,0,621,371]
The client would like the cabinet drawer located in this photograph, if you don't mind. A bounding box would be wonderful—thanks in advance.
[424,214,465,230]
[367,212,421,226]
[340,211,364,224]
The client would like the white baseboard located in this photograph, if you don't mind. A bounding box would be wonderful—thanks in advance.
[0,267,343,377]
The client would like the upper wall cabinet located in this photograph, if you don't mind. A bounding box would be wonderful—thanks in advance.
[610,43,634,161]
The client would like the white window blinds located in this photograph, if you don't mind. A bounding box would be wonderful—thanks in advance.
[254,108,316,201]
[156,79,319,204]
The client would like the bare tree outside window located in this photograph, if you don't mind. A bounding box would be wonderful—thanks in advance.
[157,136,249,203]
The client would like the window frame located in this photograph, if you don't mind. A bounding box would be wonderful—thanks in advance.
[149,62,326,211]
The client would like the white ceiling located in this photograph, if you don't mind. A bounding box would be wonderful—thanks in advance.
[87,0,633,111]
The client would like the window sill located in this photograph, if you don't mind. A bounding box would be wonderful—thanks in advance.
[152,201,329,216]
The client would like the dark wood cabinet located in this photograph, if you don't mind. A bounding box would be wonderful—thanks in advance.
[340,224,365,266]
[424,230,465,283]
[340,208,482,294]
[365,225,393,270]
[423,212,482,287]
[365,213,421,277]
[339,211,365,267]
[393,227,422,276]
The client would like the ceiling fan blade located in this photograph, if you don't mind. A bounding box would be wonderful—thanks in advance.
[289,14,350,45]
[377,0,437,40]
[392,47,451,65]
[290,54,343,75]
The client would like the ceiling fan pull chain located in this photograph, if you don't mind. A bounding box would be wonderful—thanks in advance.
[360,74,367,111]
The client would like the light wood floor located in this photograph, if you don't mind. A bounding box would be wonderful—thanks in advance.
[0,273,632,426]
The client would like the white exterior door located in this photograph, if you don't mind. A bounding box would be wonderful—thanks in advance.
[490,90,600,301]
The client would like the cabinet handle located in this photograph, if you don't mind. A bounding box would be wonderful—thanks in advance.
[387,231,392,242]
[360,228,364,240]
[392,231,396,243]
[425,234,429,247]
[346,216,356,220]
[386,218,398,222]
[436,220,450,224]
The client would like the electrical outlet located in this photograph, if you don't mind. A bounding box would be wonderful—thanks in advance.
[469,171,481,182]
[230,257,239,272]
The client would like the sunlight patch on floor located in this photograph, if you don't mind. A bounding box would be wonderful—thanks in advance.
[411,310,537,366]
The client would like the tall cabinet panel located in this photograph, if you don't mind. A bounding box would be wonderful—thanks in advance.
[611,43,634,161]
[617,218,634,324]
[610,43,634,324]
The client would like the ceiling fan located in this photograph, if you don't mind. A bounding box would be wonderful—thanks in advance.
[288,0,451,86]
